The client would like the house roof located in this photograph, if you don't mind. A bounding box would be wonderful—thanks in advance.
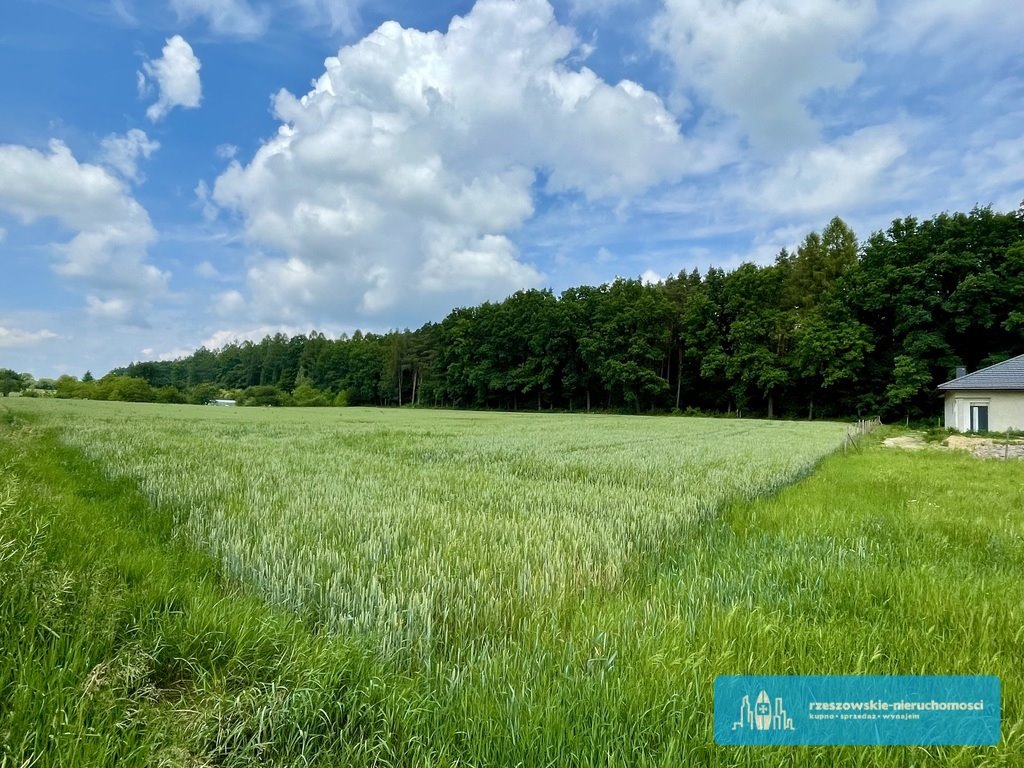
[938,353,1024,391]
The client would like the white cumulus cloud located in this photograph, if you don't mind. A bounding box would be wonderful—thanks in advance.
[199,326,317,351]
[215,289,246,316]
[140,35,202,122]
[653,0,876,153]
[212,0,691,324]
[0,139,167,315]
[85,295,134,322]
[99,129,160,182]
[640,269,663,285]
[749,125,908,215]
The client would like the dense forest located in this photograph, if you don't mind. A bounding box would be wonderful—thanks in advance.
[28,206,1024,421]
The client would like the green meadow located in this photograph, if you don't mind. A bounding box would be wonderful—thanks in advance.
[1,398,1021,766]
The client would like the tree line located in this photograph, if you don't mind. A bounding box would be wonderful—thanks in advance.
[31,205,1024,421]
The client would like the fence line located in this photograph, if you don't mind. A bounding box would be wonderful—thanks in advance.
[844,416,882,453]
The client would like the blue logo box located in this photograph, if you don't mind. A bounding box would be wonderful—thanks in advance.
[714,675,1000,746]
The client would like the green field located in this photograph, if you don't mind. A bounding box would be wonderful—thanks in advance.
[1,399,1021,766]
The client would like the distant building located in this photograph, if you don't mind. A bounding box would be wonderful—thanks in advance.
[208,399,237,406]
[937,354,1024,432]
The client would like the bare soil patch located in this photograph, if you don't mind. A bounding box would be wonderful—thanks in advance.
[883,432,1024,460]
[883,435,926,450]
[945,434,1024,460]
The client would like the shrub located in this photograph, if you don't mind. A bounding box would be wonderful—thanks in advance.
[292,381,331,407]
[154,386,185,404]
[239,385,290,407]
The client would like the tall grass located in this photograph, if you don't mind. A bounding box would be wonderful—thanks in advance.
[2,398,1021,766]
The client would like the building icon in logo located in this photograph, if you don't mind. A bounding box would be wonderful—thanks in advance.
[733,690,795,732]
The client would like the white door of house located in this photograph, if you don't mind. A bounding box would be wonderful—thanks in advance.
[970,404,989,432]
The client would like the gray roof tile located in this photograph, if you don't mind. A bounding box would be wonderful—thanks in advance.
[938,353,1024,390]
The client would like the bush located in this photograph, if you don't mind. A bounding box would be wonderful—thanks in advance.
[188,383,221,405]
[97,376,155,403]
[55,375,94,400]
[292,381,331,407]
[154,386,185,404]
[239,385,290,407]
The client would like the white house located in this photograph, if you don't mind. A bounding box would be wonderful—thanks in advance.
[937,354,1024,432]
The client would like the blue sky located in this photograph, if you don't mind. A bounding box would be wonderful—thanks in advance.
[1,0,1022,378]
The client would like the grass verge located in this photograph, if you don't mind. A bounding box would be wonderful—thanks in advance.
[0,407,434,767]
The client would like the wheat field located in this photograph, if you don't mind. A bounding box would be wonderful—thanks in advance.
[5,399,1020,766]
[43,401,845,659]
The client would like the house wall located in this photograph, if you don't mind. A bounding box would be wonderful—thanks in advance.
[944,391,1024,432]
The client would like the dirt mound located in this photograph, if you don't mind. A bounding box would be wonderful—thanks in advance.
[945,435,987,451]
[882,432,1024,460]
[944,434,1024,460]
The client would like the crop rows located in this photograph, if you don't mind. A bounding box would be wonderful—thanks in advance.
[46,402,846,666]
